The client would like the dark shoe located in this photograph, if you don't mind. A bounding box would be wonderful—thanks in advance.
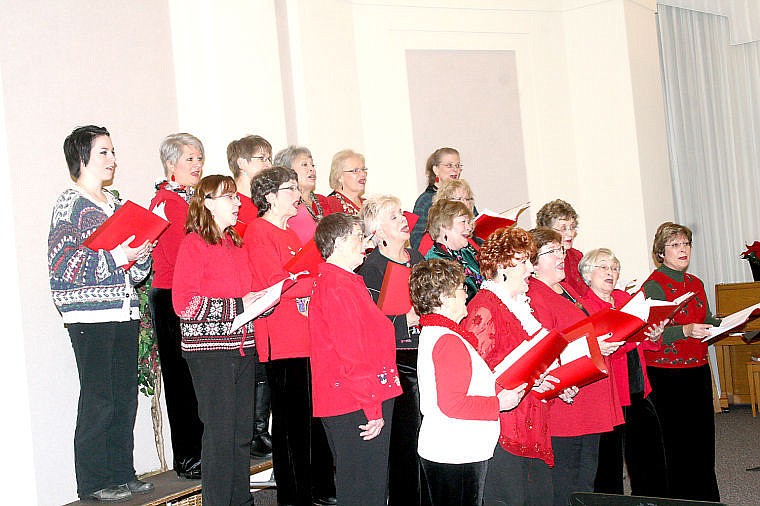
[89,485,131,502]
[125,479,154,494]
[313,497,338,506]
[250,433,273,457]
[176,457,202,480]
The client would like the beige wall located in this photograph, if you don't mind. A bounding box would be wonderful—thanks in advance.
[0,0,672,503]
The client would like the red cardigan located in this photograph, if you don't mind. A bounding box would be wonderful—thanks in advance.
[309,262,402,420]
[149,186,190,289]
[563,247,588,297]
[463,289,554,465]
[580,289,659,406]
[244,218,314,361]
[527,277,623,437]
[237,193,259,224]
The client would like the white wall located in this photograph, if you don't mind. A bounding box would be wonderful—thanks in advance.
[0,0,673,503]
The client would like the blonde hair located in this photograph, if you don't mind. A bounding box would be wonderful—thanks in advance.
[329,149,365,190]
[359,195,402,246]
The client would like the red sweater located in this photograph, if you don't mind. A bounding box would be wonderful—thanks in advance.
[149,186,190,289]
[563,247,588,297]
[172,233,256,353]
[580,289,659,406]
[244,218,313,361]
[309,262,402,420]
[237,193,259,225]
[463,289,554,465]
[527,277,623,437]
[325,191,364,215]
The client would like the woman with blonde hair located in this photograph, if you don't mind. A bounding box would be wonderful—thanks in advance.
[326,149,367,215]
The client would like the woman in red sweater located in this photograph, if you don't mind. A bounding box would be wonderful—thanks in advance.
[325,149,367,215]
[526,228,624,506]
[148,132,205,480]
[578,248,668,497]
[172,175,258,506]
[309,213,402,506]
[536,199,586,296]
[246,166,335,506]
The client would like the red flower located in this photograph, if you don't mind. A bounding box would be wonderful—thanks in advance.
[741,241,760,259]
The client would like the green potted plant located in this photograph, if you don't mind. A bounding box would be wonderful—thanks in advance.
[740,241,760,281]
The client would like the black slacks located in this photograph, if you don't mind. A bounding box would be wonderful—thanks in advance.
[321,399,394,506]
[149,288,203,466]
[551,433,600,506]
[186,351,255,506]
[484,446,552,506]
[68,321,139,498]
[421,457,488,506]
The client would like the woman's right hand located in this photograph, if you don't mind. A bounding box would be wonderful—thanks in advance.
[120,236,153,262]
[242,291,266,309]
[497,383,528,411]
[533,373,559,393]
[359,417,385,440]
[682,323,713,339]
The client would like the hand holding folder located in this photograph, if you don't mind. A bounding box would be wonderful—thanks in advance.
[230,278,297,333]
[532,334,608,401]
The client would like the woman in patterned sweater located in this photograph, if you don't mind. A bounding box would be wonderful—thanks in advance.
[48,125,154,502]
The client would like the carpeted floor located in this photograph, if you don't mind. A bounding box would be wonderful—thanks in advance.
[252,405,760,505]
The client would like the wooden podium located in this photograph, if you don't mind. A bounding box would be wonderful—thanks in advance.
[713,281,760,409]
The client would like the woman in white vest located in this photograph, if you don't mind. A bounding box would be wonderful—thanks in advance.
[410,259,527,506]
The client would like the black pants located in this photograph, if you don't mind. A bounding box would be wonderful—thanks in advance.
[551,433,600,506]
[421,457,488,506]
[649,365,720,502]
[484,446,552,506]
[388,350,429,506]
[267,357,335,505]
[594,392,668,497]
[68,321,139,498]
[186,351,255,506]
[321,399,394,506]
[149,288,203,466]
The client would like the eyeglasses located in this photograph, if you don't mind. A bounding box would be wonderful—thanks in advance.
[665,241,691,249]
[438,163,463,170]
[343,167,369,175]
[552,225,578,234]
[451,196,475,203]
[593,264,621,273]
[277,184,299,192]
[205,193,241,203]
[250,155,272,163]
[537,246,566,258]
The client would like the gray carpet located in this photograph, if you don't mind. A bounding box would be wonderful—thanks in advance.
[251,405,760,505]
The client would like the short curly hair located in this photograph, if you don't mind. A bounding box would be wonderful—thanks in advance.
[432,178,474,208]
[652,222,692,263]
[426,200,474,241]
[536,199,578,228]
[528,227,563,264]
[479,227,537,280]
[250,166,298,217]
[410,259,465,316]
[358,195,402,246]
[579,248,620,285]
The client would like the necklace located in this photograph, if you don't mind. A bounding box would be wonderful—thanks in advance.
[302,193,324,222]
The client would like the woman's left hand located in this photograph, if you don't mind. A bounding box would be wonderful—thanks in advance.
[121,236,154,262]
[644,319,668,343]
[558,386,579,404]
[597,334,625,356]
[359,417,385,440]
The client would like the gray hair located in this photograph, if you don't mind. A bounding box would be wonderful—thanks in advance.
[579,248,620,285]
[359,194,402,246]
[159,133,204,176]
[273,145,312,170]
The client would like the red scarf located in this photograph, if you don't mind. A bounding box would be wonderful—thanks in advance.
[419,313,480,352]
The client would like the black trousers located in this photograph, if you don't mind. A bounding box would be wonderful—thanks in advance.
[484,446,552,506]
[388,350,429,506]
[551,433,600,506]
[149,288,203,466]
[321,399,394,506]
[267,357,335,505]
[421,457,488,506]
[68,321,139,498]
[594,392,668,497]
[186,351,255,506]
[649,365,720,502]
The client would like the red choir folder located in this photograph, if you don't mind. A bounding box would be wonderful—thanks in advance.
[620,291,696,342]
[418,232,434,256]
[233,220,248,238]
[493,329,569,391]
[288,204,318,244]
[403,211,419,233]
[83,200,169,270]
[472,203,529,241]
[532,335,608,400]
[561,307,648,344]
[284,238,324,276]
[377,261,412,315]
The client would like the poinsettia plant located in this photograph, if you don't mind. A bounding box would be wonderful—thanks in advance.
[740,241,760,266]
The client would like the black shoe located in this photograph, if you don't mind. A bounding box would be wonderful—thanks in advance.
[312,497,338,506]
[125,479,154,494]
[89,485,131,502]
[176,457,202,480]
[250,433,273,457]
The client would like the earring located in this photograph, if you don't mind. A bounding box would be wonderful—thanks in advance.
[444,234,448,242]
[435,176,440,183]
[382,239,388,247]
[170,174,176,182]
[502,273,508,282]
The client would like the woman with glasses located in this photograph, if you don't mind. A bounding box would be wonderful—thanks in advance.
[326,149,367,215]
[246,166,335,506]
[536,199,586,296]
[172,175,258,505]
[425,200,482,303]
[578,249,668,498]
[226,134,273,223]
[275,145,332,225]
[527,228,624,506]
[310,213,402,506]
[640,222,721,502]
[410,147,462,250]
[148,132,205,480]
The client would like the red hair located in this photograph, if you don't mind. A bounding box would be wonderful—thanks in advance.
[478,227,536,280]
